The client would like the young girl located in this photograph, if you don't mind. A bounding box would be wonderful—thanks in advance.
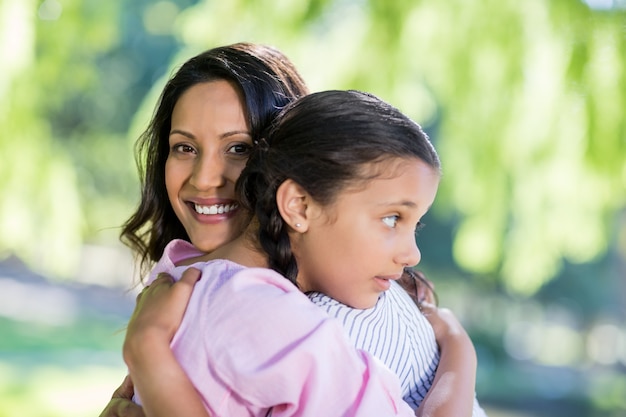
[123,90,480,416]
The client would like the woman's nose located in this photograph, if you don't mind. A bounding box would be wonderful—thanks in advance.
[188,153,226,190]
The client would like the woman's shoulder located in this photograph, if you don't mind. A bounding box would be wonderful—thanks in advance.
[166,239,204,260]
[147,239,202,283]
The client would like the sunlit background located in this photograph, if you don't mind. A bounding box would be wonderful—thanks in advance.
[1,0,625,416]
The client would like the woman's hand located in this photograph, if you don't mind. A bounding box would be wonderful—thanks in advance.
[416,303,477,417]
[124,268,201,360]
[418,302,470,346]
[99,267,199,417]
[98,375,145,417]
[123,268,210,417]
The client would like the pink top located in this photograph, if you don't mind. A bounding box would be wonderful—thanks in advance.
[135,239,414,416]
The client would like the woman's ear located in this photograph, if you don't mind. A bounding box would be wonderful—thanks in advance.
[276,179,310,232]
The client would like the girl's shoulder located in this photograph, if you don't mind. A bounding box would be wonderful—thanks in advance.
[307,282,429,326]
[224,266,305,299]
[183,263,309,313]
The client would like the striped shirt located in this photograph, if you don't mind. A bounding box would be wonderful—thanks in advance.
[308,281,487,416]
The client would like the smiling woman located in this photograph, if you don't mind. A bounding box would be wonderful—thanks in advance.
[119,43,308,280]
[165,80,253,255]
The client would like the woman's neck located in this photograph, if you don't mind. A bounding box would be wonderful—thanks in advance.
[181,223,268,268]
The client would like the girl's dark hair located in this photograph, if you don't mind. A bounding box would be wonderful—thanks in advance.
[120,43,308,275]
[237,90,441,285]
[398,267,439,307]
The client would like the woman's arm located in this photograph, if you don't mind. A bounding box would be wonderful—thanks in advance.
[123,268,210,417]
[416,303,477,417]
[124,266,476,417]
[124,264,416,416]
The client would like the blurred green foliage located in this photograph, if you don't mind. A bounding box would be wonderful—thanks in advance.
[0,0,193,277]
[1,0,624,293]
[0,2,625,416]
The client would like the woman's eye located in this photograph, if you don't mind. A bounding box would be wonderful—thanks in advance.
[227,143,253,156]
[172,144,196,154]
[414,222,425,236]
[382,215,399,228]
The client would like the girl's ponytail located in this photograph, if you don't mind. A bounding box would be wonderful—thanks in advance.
[237,141,299,286]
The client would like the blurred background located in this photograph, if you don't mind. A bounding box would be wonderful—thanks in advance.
[0,0,625,416]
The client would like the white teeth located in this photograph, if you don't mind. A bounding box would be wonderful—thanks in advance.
[194,203,238,215]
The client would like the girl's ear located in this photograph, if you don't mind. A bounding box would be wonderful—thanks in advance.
[276,179,310,232]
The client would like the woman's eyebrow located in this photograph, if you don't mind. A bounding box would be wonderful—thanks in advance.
[169,129,195,139]
[169,129,252,139]
[220,130,252,139]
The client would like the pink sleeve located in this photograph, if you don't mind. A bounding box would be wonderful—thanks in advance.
[147,239,205,283]
[202,267,414,417]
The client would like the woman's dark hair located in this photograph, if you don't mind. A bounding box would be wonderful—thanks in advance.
[238,90,441,285]
[120,43,308,275]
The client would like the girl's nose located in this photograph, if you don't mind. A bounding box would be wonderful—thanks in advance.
[188,153,226,190]
[397,235,421,268]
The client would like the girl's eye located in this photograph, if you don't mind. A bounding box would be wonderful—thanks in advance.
[382,215,399,228]
[414,222,425,236]
[227,143,253,156]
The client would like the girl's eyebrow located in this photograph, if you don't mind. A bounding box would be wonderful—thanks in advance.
[380,201,434,212]
[380,200,418,208]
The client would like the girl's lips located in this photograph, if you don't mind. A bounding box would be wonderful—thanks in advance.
[374,276,392,291]
[373,273,402,292]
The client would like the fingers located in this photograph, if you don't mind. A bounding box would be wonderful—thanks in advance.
[112,375,134,400]
[417,281,436,305]
[136,273,178,302]
[412,270,437,305]
[121,402,146,417]
[179,267,202,286]
[151,273,175,287]
[417,301,437,316]
[146,270,199,290]
[100,375,144,417]
[170,268,201,301]
[135,268,201,314]
[99,399,146,417]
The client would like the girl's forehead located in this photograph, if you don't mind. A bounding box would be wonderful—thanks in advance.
[322,157,436,205]
[357,156,435,182]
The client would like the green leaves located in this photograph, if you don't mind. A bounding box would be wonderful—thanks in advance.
[2,0,624,292]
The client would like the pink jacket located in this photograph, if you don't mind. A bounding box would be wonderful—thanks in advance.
[136,239,414,416]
